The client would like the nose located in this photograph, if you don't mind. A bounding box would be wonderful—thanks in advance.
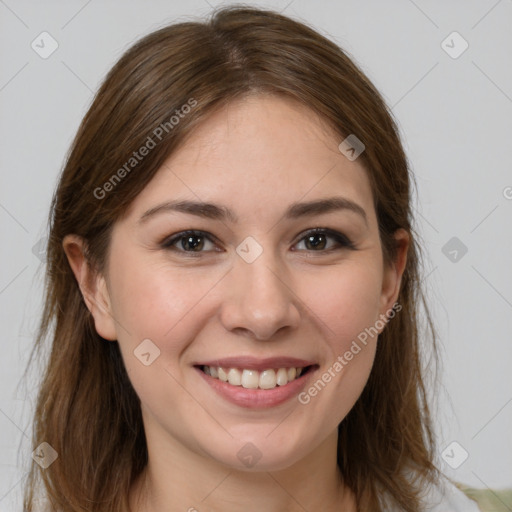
[219,251,301,340]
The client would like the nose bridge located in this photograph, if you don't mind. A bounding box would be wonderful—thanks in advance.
[243,253,285,303]
[220,244,300,339]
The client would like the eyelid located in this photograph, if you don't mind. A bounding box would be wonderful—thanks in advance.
[160,230,222,253]
[292,227,356,251]
[161,228,356,254]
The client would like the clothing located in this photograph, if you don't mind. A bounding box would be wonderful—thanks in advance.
[380,475,484,511]
[457,483,512,512]
[423,477,482,511]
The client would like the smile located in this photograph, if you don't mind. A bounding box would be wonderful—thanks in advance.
[200,365,311,390]
[194,363,319,409]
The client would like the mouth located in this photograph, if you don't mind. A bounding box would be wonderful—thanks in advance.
[192,357,319,409]
[195,364,317,390]
[192,356,319,408]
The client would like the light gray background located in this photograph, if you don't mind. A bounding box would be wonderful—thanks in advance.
[1,0,511,509]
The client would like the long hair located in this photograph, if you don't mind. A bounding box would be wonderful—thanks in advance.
[23,6,439,511]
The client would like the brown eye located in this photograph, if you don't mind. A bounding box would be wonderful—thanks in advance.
[293,228,355,252]
[162,230,218,254]
[180,234,205,251]
[304,233,328,250]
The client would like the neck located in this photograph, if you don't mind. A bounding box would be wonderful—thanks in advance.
[129,428,356,512]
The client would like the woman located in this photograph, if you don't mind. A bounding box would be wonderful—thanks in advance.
[24,6,483,511]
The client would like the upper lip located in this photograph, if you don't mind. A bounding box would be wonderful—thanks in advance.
[194,356,317,372]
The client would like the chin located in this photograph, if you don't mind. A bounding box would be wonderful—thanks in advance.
[205,434,310,473]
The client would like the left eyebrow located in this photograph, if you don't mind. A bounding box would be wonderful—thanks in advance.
[284,196,368,226]
[138,196,368,226]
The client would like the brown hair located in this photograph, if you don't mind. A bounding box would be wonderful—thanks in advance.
[24,5,439,511]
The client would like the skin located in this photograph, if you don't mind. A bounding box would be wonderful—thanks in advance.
[64,94,408,512]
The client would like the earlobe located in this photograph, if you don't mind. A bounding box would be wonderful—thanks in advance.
[62,234,117,341]
[379,229,409,317]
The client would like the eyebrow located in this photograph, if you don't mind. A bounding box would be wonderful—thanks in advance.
[138,196,368,226]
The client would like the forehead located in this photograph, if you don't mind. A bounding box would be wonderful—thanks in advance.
[123,94,375,226]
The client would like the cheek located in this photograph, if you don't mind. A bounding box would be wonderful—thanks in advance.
[107,256,220,423]
[109,254,226,344]
[299,261,383,350]
[106,254,233,408]
[296,263,382,408]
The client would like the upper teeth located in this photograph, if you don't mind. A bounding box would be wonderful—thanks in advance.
[203,366,304,390]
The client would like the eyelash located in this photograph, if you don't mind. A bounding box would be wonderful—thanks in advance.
[160,228,356,256]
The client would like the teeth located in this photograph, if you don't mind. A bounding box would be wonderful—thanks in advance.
[259,369,277,389]
[227,368,242,386]
[218,367,228,382]
[202,365,307,390]
[241,369,259,389]
[276,368,288,386]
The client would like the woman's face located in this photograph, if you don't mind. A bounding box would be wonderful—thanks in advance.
[74,94,406,472]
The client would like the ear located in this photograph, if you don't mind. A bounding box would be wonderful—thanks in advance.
[62,234,117,341]
[379,228,409,318]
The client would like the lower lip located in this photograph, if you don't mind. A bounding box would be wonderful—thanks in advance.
[195,367,316,409]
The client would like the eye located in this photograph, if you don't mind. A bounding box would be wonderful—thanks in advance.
[161,230,220,255]
[161,227,356,256]
[292,228,356,252]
